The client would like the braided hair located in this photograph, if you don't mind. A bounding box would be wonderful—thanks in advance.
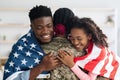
[53,8,74,28]
[29,5,52,22]
[68,16,108,47]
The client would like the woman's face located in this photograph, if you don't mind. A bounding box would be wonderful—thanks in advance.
[69,28,92,51]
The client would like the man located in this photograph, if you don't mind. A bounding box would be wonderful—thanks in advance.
[3,5,59,80]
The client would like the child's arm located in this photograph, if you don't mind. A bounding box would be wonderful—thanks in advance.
[71,63,97,80]
[57,50,97,80]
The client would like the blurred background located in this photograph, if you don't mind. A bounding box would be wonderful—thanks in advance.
[0,0,120,79]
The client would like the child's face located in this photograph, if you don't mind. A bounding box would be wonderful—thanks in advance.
[69,28,92,51]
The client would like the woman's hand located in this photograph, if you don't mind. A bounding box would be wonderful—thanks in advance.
[57,50,75,68]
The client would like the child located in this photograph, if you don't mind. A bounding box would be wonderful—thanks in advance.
[58,17,120,80]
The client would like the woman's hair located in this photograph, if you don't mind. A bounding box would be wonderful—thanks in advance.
[29,5,52,22]
[53,8,74,28]
[67,16,108,47]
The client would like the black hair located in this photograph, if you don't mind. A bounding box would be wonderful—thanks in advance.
[29,5,52,22]
[53,8,74,27]
[68,16,108,47]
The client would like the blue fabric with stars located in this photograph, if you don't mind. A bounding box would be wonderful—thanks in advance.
[3,29,48,80]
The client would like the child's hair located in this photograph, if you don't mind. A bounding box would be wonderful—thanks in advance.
[67,16,108,47]
[29,5,52,22]
[53,8,74,29]
[54,24,66,37]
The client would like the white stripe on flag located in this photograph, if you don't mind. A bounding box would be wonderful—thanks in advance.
[104,52,114,77]
[114,56,120,80]
[92,49,108,74]
[76,44,101,68]
[6,71,23,80]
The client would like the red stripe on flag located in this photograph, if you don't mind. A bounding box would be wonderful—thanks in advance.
[109,51,119,79]
[100,51,110,76]
[84,48,106,72]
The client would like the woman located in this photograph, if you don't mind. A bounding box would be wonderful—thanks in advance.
[58,17,119,80]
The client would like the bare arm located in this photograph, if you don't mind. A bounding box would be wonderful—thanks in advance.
[29,53,59,80]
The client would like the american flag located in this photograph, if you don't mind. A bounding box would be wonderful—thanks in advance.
[3,29,49,80]
[74,41,120,80]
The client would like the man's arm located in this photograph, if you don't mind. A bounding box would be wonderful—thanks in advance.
[29,53,59,80]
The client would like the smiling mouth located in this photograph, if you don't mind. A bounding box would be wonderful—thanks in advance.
[42,34,51,40]
[75,44,82,49]
[76,45,80,48]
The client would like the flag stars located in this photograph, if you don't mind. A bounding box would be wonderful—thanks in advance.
[38,51,43,56]
[27,33,31,37]
[18,45,23,51]
[24,43,27,46]
[34,58,40,64]
[13,52,19,58]
[5,69,10,73]
[9,61,14,67]
[25,51,32,57]
[22,38,27,42]
[29,65,33,69]
[21,59,27,65]
[30,43,36,49]
[16,66,21,71]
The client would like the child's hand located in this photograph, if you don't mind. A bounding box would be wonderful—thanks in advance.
[57,50,75,68]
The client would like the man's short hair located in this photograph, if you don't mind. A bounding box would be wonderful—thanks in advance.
[29,5,52,22]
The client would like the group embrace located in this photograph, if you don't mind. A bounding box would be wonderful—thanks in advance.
[3,5,120,80]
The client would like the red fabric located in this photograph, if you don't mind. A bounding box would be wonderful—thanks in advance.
[73,41,120,80]
[54,24,66,36]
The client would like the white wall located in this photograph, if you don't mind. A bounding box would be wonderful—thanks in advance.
[0,0,120,56]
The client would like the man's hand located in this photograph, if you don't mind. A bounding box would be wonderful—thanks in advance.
[29,53,60,80]
[40,53,60,71]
